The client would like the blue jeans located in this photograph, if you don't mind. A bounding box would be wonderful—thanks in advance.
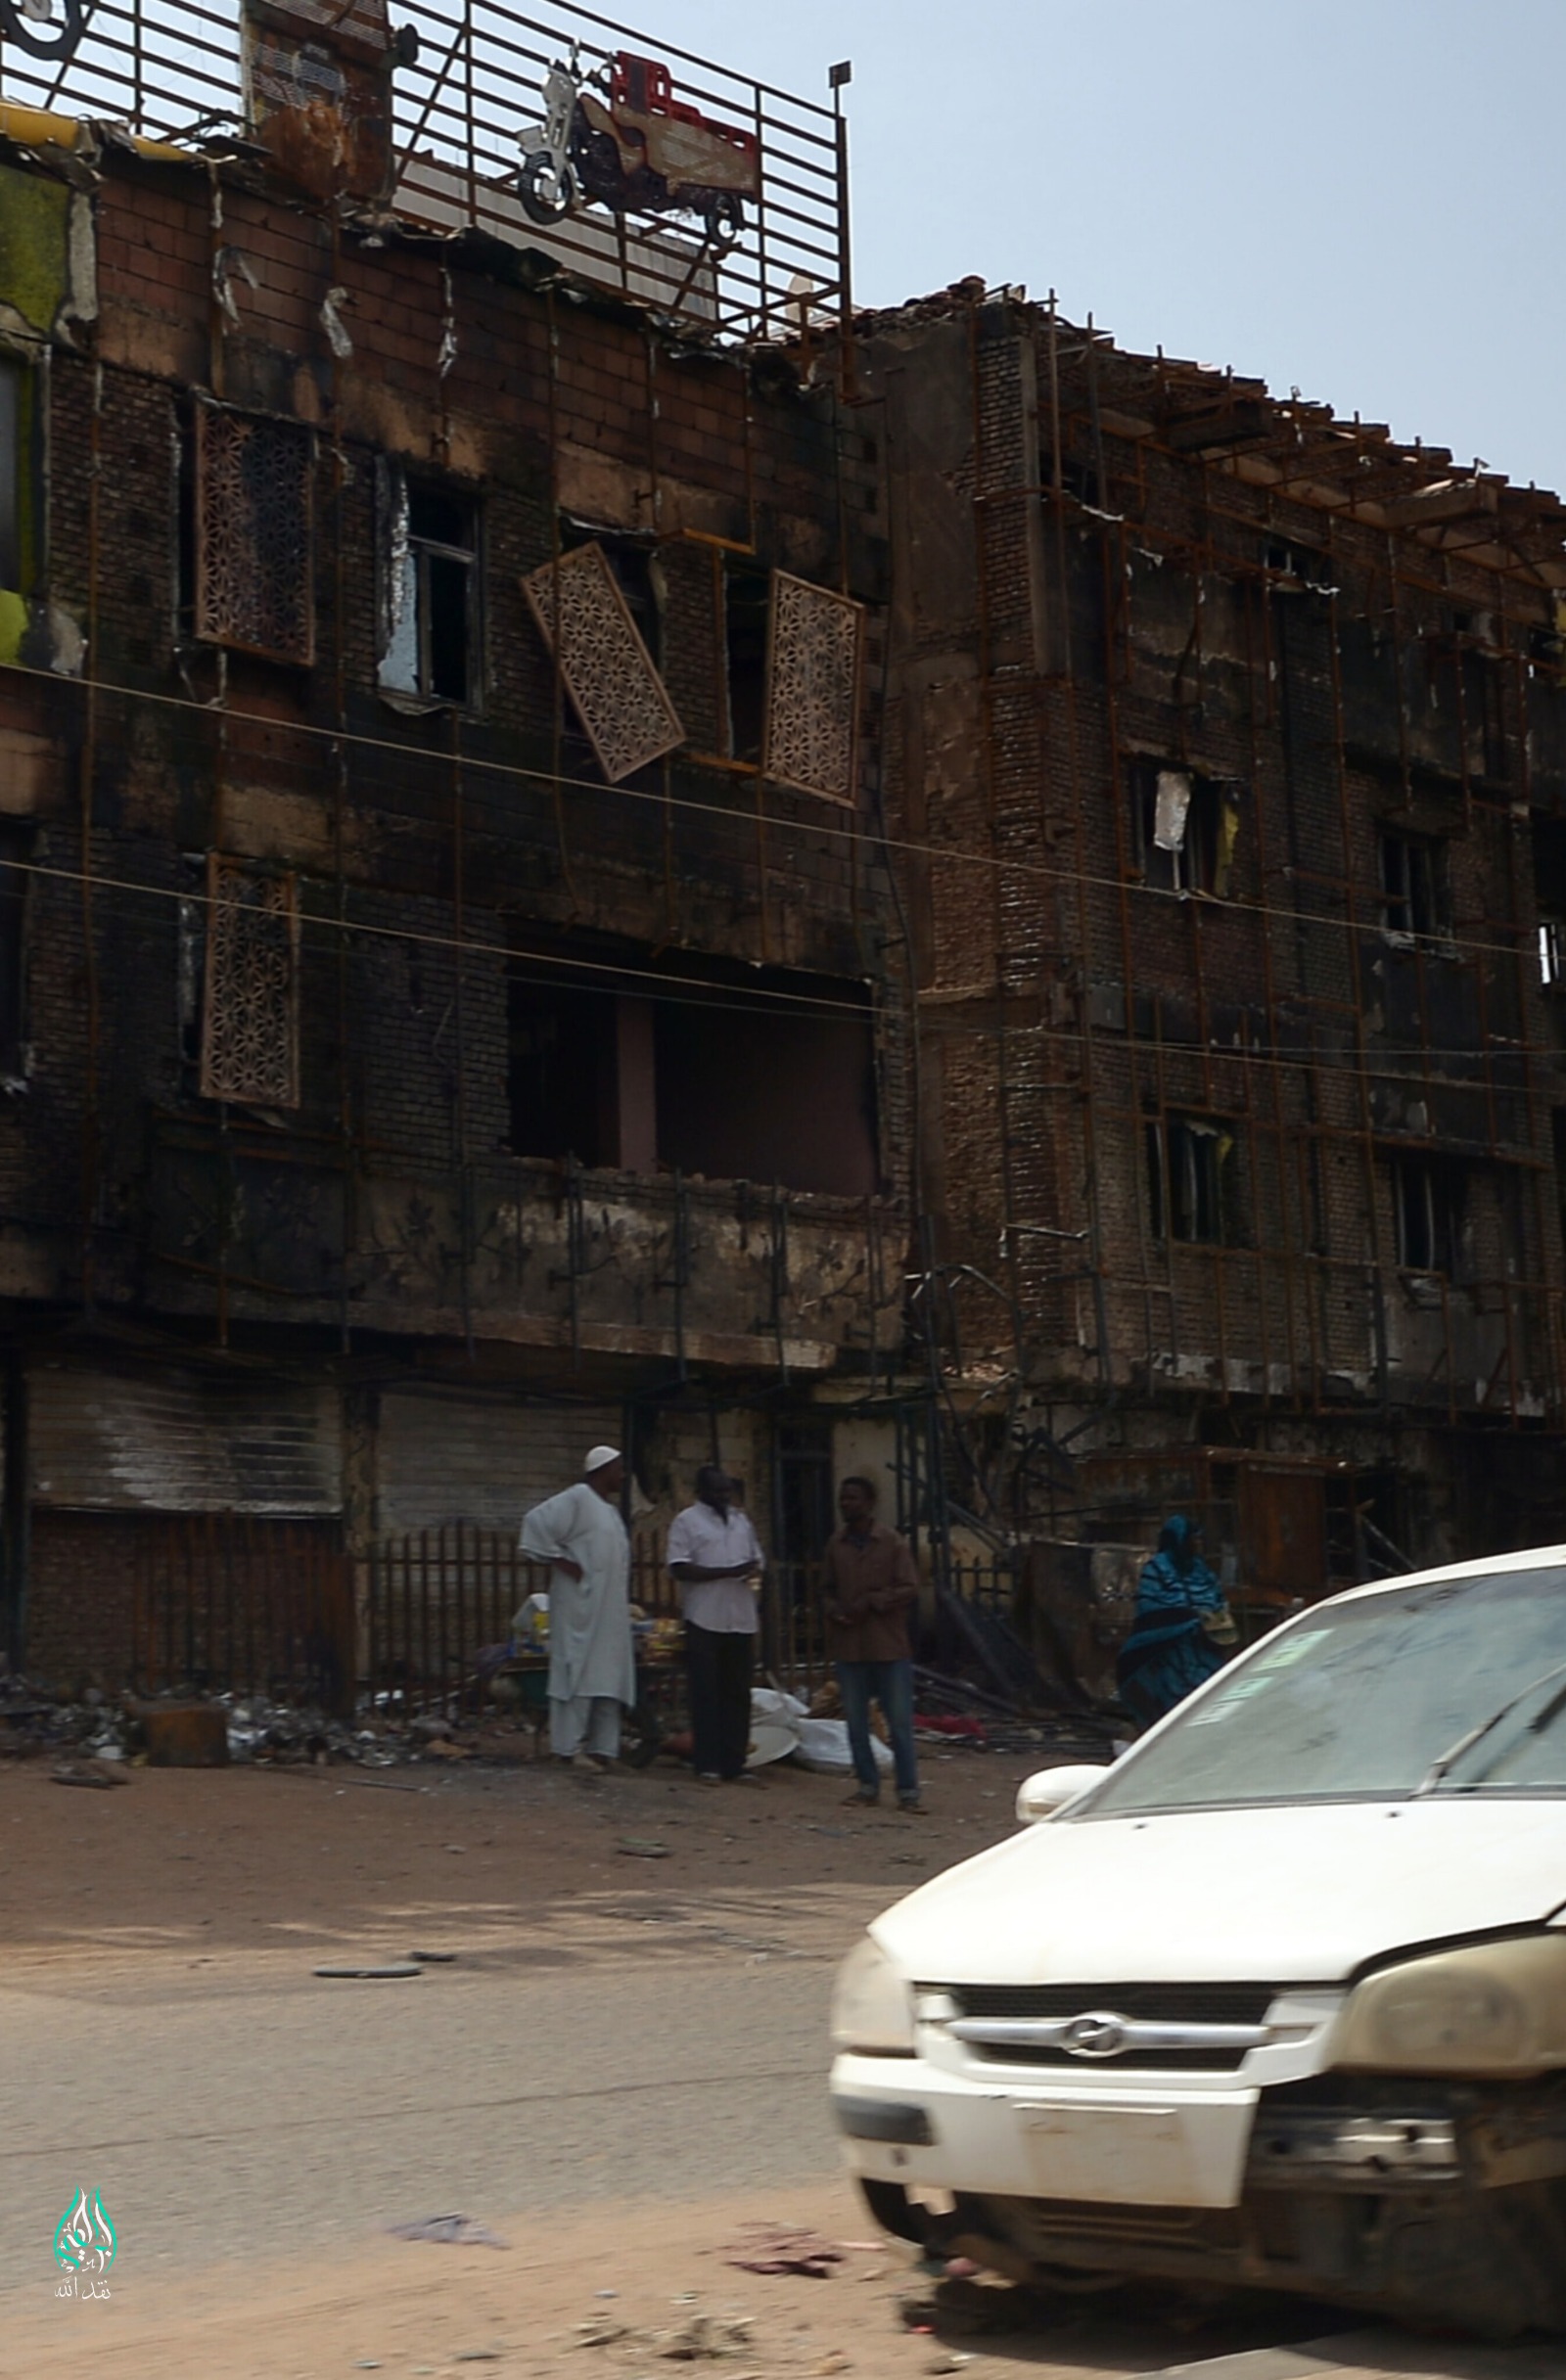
[836,1659,918,1801]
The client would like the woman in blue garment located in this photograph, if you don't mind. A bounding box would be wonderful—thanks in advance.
[1116,1514,1234,1726]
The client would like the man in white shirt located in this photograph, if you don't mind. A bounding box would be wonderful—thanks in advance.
[667,1465,764,1784]
[519,1446,635,1773]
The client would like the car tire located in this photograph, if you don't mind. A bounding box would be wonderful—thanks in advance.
[855,2177,927,2246]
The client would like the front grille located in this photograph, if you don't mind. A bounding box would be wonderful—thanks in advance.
[972,2041,1249,2072]
[940,1983,1278,2025]
[932,1981,1280,2074]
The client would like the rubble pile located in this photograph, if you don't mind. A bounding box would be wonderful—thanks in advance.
[0,1673,505,1770]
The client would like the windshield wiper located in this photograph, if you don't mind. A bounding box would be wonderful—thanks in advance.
[1416,1659,1566,1797]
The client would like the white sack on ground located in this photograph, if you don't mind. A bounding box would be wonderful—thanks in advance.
[794,1716,894,1775]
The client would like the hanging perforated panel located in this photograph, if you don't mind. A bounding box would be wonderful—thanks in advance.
[523,542,684,783]
[195,403,315,665]
[762,571,863,803]
[199,855,300,1108]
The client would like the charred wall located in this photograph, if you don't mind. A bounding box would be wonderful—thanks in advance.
[861,286,1566,1563]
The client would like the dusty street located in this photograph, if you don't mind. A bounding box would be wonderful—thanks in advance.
[0,1747,1554,2380]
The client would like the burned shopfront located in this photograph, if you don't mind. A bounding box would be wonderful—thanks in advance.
[0,0,917,1696]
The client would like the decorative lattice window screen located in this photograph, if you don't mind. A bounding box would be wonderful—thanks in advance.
[200,856,300,1108]
[762,572,863,804]
[195,405,315,666]
[523,542,683,783]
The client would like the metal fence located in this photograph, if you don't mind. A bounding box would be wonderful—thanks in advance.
[1,0,848,343]
[362,1527,1016,1718]
[130,1513,354,1716]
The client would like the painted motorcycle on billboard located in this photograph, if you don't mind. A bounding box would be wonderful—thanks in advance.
[519,47,759,252]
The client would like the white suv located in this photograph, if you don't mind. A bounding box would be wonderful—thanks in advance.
[830,1545,1566,2339]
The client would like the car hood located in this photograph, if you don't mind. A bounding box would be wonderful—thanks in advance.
[872,1799,1566,1986]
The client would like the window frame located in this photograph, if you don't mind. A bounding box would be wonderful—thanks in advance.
[378,461,483,711]
[1390,1153,1467,1280]
[1147,1110,1237,1246]
[1379,831,1449,942]
[0,346,42,600]
[1129,761,1238,898]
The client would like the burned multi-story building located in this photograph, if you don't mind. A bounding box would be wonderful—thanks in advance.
[858,286,1566,1602]
[0,0,906,1690]
[1,0,1562,1701]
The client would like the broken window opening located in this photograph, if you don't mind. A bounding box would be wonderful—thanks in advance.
[1541,920,1566,991]
[193,403,315,667]
[0,819,34,1086]
[1534,816,1566,988]
[1390,1155,1466,1278]
[1039,454,1102,511]
[379,468,479,707]
[563,521,665,671]
[523,539,682,784]
[507,934,878,1196]
[1130,763,1238,896]
[724,560,769,764]
[1147,1112,1235,1245]
[1265,536,1334,590]
[0,353,38,598]
[1380,833,1448,941]
[199,855,301,1109]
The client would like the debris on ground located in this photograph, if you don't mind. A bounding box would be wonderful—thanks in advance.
[314,1960,425,1981]
[660,2313,756,2359]
[50,1759,130,1789]
[386,2214,511,2249]
[0,1659,1111,1777]
[723,2223,847,2279]
[127,1697,229,1767]
[617,1837,671,1858]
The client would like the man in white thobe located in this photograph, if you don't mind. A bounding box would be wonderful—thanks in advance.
[520,1445,635,1771]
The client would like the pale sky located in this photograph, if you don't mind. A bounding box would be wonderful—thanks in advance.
[642,0,1564,497]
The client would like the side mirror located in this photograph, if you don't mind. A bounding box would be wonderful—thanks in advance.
[1016,1763,1110,1825]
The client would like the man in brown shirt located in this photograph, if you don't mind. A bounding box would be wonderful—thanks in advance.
[820,1476,924,1812]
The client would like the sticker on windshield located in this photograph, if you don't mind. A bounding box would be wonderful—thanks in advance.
[1186,1678,1276,1725]
[1248,1628,1331,1672]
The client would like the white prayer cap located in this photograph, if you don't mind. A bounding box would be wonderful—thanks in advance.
[584,1444,622,1475]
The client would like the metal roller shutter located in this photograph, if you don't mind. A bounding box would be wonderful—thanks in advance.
[374,1391,622,1535]
[28,1363,342,1516]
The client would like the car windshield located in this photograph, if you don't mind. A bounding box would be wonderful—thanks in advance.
[1082,1564,1566,1814]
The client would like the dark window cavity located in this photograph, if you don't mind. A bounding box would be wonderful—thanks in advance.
[379,466,479,707]
[1147,1113,1234,1244]
[0,357,20,593]
[1534,814,1566,988]
[1265,536,1334,590]
[1380,834,1448,940]
[0,353,39,599]
[563,522,664,672]
[1391,1156,1466,1277]
[0,820,33,1084]
[724,561,769,764]
[508,935,878,1196]
[1131,763,1238,896]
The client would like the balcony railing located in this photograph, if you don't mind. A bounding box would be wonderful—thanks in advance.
[0,0,849,343]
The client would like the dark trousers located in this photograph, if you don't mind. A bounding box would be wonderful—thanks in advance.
[836,1658,919,1800]
[685,1622,756,1779]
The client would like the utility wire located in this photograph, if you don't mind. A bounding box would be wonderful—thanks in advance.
[3,651,1559,977]
[3,848,1560,1100]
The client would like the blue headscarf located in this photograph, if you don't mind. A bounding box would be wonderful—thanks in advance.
[1117,1514,1225,1721]
[1135,1514,1221,1616]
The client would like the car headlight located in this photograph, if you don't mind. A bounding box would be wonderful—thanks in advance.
[830,1935,915,2055]
[1336,1935,1566,2077]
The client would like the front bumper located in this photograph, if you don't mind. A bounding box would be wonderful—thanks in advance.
[832,2051,1259,2208]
